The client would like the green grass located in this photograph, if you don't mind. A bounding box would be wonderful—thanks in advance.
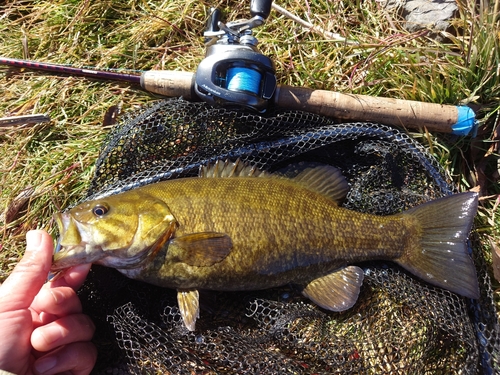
[0,0,499,303]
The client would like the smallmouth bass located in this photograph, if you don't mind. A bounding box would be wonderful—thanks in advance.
[52,160,480,330]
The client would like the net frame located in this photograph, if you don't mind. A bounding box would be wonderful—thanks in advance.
[72,98,500,374]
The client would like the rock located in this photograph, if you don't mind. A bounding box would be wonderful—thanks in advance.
[383,0,458,37]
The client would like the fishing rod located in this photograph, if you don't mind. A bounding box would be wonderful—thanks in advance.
[0,57,142,84]
[0,0,476,136]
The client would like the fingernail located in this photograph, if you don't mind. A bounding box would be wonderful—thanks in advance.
[37,324,64,345]
[49,289,65,305]
[34,356,57,374]
[26,230,42,249]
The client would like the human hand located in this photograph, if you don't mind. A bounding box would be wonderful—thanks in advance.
[0,230,97,375]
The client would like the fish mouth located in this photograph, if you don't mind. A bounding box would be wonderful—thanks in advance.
[51,238,154,272]
[52,212,152,272]
[51,242,102,271]
[51,212,105,272]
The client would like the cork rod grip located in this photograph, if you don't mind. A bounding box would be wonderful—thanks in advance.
[141,70,196,99]
[274,85,472,134]
[140,71,474,135]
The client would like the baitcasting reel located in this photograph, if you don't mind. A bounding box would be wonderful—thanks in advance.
[194,0,277,112]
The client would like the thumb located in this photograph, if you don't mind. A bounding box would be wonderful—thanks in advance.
[0,230,53,312]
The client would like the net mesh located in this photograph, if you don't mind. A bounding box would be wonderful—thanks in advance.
[76,98,500,374]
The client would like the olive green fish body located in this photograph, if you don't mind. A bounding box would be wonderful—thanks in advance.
[52,160,480,330]
[130,177,405,290]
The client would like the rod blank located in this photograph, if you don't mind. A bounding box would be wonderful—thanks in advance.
[0,57,141,84]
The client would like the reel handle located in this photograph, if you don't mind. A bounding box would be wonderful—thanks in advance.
[204,8,222,43]
[250,0,272,19]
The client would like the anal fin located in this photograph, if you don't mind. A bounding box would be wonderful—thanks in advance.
[177,289,200,331]
[302,266,364,311]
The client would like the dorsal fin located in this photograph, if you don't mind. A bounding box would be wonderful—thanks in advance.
[200,159,349,204]
[200,159,270,178]
[292,165,349,204]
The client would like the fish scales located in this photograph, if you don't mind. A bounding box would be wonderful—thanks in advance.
[52,160,480,330]
[132,177,405,289]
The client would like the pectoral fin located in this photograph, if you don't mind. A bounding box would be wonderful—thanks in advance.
[171,232,233,266]
[302,266,364,311]
[177,289,200,331]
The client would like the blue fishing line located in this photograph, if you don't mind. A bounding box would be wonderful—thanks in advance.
[226,67,261,94]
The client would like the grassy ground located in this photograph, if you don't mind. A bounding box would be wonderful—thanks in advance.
[0,0,498,300]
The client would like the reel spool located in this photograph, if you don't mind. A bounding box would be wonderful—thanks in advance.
[194,0,277,112]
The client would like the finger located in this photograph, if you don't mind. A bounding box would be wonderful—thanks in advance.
[49,263,92,291]
[33,342,97,375]
[31,314,95,352]
[31,287,82,320]
[0,230,53,312]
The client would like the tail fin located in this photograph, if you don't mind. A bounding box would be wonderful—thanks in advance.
[396,192,480,299]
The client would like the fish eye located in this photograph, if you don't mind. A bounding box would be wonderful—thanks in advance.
[92,204,109,217]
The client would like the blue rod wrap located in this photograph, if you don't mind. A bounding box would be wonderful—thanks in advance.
[452,106,476,137]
